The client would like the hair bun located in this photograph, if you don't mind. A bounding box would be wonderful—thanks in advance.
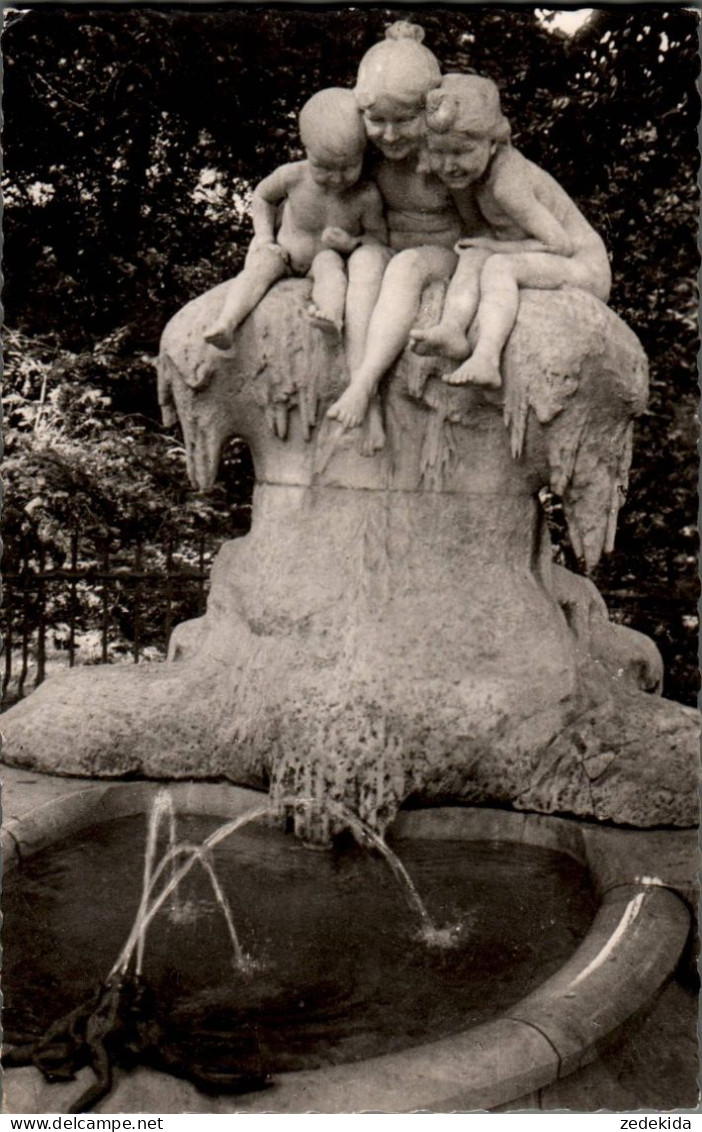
[385,21,425,44]
[426,88,456,129]
[425,72,510,142]
[355,21,440,110]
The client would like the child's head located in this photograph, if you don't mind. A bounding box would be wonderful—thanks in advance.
[355,22,441,162]
[424,73,510,188]
[299,88,366,188]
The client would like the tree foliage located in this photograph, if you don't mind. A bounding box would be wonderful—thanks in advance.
[3,7,698,700]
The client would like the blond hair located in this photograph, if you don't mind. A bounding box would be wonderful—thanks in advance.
[426,73,510,143]
[355,22,441,111]
[299,88,366,159]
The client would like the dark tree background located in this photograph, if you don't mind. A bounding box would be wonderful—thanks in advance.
[2,6,699,701]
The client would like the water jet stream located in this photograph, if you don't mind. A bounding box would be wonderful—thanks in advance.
[111,804,269,979]
[138,841,251,974]
[113,789,461,984]
[135,789,180,975]
[283,796,462,948]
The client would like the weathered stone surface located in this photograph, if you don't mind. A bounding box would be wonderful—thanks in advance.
[2,281,697,836]
[550,564,664,694]
[156,279,648,582]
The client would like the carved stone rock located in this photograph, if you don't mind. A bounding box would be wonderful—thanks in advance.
[2,280,697,839]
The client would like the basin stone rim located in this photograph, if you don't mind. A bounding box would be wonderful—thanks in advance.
[2,778,692,1114]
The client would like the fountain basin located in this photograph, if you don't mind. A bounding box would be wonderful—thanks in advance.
[1,768,694,1114]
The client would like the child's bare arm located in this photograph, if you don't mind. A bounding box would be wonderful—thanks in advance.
[250,163,305,245]
[457,234,562,254]
[321,187,387,254]
[451,189,491,240]
[321,227,360,253]
[473,159,575,257]
[359,184,388,246]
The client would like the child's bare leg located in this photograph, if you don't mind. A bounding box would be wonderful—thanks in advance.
[328,245,456,429]
[410,248,491,358]
[344,245,393,454]
[344,244,394,372]
[307,249,347,336]
[204,247,288,349]
[448,252,581,388]
[359,398,386,456]
[446,255,519,388]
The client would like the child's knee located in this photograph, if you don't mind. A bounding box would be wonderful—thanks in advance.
[313,248,344,275]
[458,247,492,270]
[591,262,612,303]
[348,244,391,284]
[481,255,518,288]
[385,248,427,287]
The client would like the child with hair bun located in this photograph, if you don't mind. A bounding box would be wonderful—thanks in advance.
[204,87,387,351]
[410,73,611,389]
[327,23,480,444]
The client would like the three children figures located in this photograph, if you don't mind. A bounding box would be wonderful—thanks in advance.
[205,23,611,434]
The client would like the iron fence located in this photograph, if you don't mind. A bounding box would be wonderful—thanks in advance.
[0,529,246,708]
[1,530,698,710]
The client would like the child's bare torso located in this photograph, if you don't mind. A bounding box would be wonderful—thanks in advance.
[275,161,376,273]
[475,147,604,254]
[375,157,463,250]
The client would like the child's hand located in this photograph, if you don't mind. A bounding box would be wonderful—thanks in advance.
[251,236,290,261]
[321,227,359,254]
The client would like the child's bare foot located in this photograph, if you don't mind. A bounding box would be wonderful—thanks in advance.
[409,324,470,360]
[360,397,385,455]
[327,384,372,429]
[204,322,234,350]
[444,354,502,389]
[307,303,342,338]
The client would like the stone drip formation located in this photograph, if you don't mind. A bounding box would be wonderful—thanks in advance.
[3,279,697,844]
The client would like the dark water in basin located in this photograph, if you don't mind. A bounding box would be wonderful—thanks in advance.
[3,814,595,1073]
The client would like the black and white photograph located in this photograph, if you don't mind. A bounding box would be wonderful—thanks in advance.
[0,4,699,1117]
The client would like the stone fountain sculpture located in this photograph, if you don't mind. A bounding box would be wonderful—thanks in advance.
[3,272,697,843]
[2,40,697,851]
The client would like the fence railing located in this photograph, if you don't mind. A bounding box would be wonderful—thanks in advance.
[1,530,698,710]
[1,529,246,708]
